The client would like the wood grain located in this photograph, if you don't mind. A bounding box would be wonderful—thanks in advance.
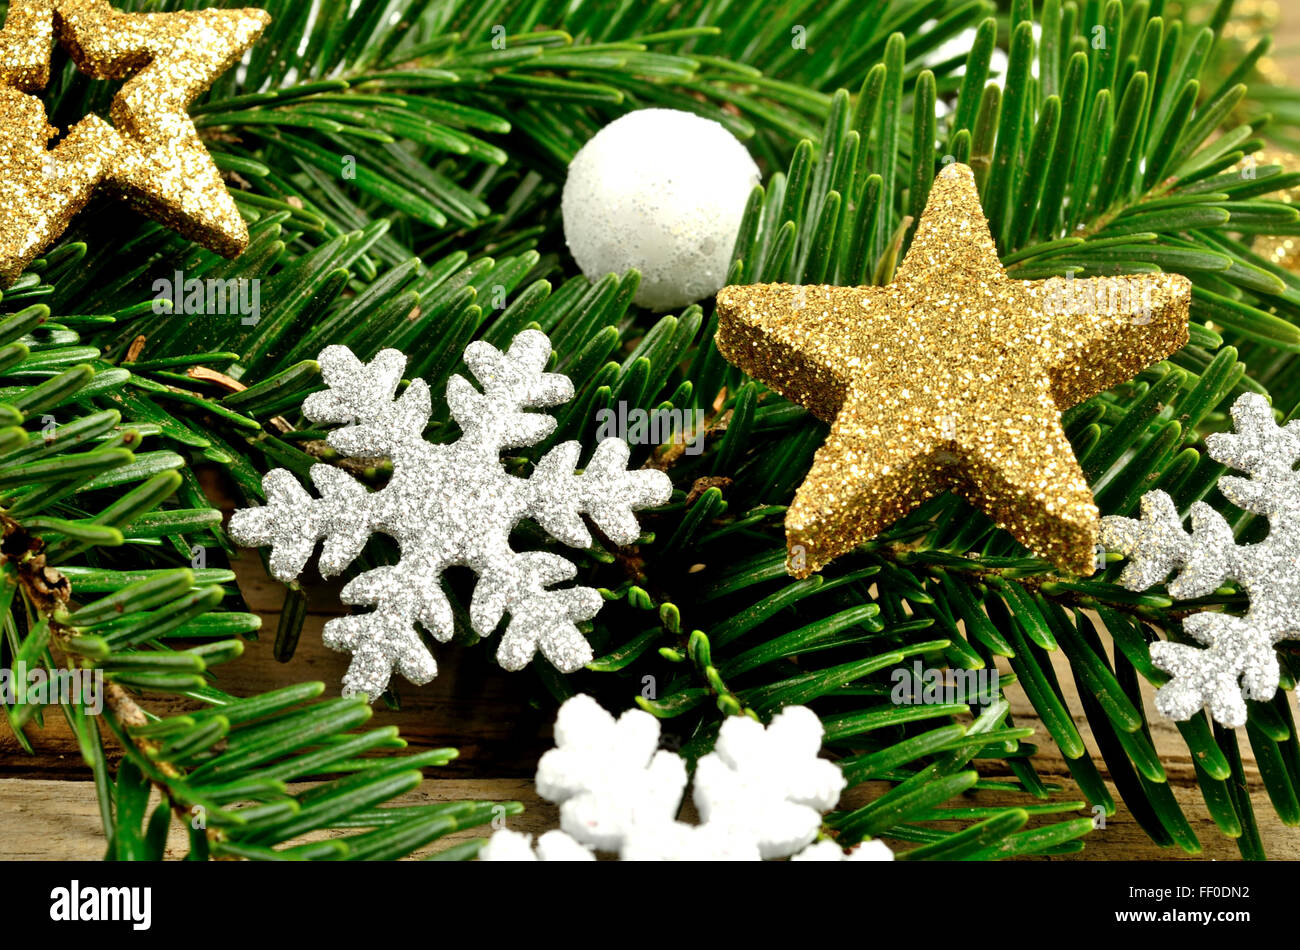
[0,778,554,861]
[6,513,1299,861]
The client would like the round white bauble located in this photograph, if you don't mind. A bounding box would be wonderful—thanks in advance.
[561,108,761,311]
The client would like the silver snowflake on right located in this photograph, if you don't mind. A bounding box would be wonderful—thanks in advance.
[1100,392,1300,727]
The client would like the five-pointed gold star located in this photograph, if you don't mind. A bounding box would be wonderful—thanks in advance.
[715,163,1192,578]
[0,0,270,286]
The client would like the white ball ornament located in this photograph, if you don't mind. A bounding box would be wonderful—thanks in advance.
[561,108,761,311]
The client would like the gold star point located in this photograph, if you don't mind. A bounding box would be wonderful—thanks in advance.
[0,0,270,286]
[716,163,1192,578]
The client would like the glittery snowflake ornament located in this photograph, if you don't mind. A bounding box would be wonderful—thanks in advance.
[1100,393,1300,727]
[229,330,673,699]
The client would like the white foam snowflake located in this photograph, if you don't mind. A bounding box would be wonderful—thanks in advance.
[1100,392,1300,727]
[480,694,880,862]
[477,828,594,861]
[692,705,846,859]
[790,839,895,861]
[536,693,688,851]
[228,330,673,699]
[619,820,760,861]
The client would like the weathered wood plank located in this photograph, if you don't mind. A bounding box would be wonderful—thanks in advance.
[5,538,1300,859]
[1,773,1296,860]
[0,778,553,860]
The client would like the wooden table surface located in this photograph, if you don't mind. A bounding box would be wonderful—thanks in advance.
[6,549,1300,861]
[5,7,1300,861]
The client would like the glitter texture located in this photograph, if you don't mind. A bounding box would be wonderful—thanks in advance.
[481,694,878,862]
[715,163,1192,577]
[228,331,673,700]
[1100,392,1300,727]
[0,0,270,286]
[1242,150,1300,272]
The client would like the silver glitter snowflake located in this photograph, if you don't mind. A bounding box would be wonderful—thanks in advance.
[1100,392,1300,727]
[228,330,673,700]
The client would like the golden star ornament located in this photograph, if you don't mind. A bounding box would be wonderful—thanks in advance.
[1240,150,1300,272]
[0,0,270,287]
[715,163,1192,578]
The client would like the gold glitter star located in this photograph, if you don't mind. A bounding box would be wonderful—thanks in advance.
[715,163,1192,578]
[0,0,270,287]
[1240,150,1300,272]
